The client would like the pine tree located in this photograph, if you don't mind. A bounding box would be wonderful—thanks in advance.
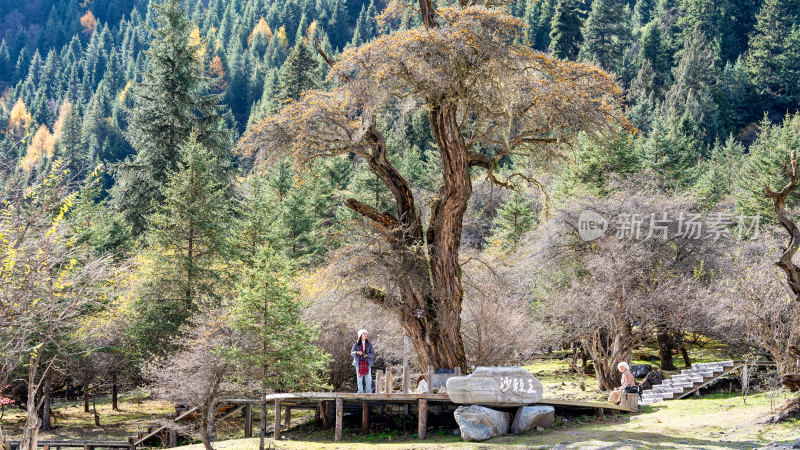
[112,0,232,235]
[492,190,536,250]
[580,0,629,71]
[641,115,701,189]
[661,25,723,144]
[278,185,320,261]
[745,0,800,108]
[57,102,90,176]
[525,0,557,51]
[128,134,234,356]
[227,244,328,450]
[0,40,12,82]
[736,114,800,220]
[633,0,656,27]
[549,0,583,60]
[637,20,671,88]
[273,41,320,109]
[693,135,744,206]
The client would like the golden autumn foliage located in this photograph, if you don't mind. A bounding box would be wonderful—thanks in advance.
[208,55,229,93]
[21,102,71,172]
[118,80,132,102]
[305,20,318,43]
[80,10,97,36]
[188,26,206,62]
[241,6,625,168]
[248,17,273,46]
[22,125,55,171]
[5,98,32,143]
[275,26,289,51]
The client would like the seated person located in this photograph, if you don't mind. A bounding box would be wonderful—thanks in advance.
[608,361,636,404]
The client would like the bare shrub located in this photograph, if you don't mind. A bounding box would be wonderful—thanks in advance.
[715,233,800,376]
[301,261,409,390]
[523,187,726,389]
[143,310,237,450]
[460,253,548,366]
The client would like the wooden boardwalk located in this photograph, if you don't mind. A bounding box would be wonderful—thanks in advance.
[256,392,637,442]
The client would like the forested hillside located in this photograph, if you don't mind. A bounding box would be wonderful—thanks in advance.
[2,0,800,447]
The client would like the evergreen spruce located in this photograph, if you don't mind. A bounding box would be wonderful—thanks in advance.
[745,0,800,108]
[492,190,536,250]
[273,41,320,109]
[128,134,234,356]
[112,0,232,235]
[227,244,328,450]
[549,0,584,60]
[580,0,627,70]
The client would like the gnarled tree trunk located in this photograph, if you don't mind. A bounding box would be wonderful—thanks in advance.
[349,106,470,372]
[764,150,800,386]
[657,327,676,371]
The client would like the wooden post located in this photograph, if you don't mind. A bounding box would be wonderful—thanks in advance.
[244,404,253,438]
[742,363,749,394]
[334,397,344,442]
[168,428,178,447]
[385,365,393,393]
[418,399,428,439]
[454,367,462,377]
[595,407,604,418]
[427,366,434,394]
[273,399,281,440]
[128,436,136,450]
[402,365,410,394]
[320,402,330,428]
[376,370,384,394]
[361,401,369,434]
[284,407,292,428]
[314,403,321,422]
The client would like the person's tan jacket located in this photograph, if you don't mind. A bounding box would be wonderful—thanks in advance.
[621,370,635,388]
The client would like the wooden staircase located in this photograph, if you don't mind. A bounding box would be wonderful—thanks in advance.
[131,402,246,448]
[639,360,743,406]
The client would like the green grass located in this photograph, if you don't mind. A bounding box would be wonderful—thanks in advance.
[1,391,175,441]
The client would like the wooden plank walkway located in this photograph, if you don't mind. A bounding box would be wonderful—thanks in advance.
[253,392,637,442]
[259,392,636,412]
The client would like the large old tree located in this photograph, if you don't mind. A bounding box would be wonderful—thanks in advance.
[240,1,624,371]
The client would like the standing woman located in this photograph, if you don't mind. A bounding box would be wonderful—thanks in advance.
[351,329,375,393]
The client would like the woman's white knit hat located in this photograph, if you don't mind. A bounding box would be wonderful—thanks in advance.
[358,329,368,339]
[617,361,630,371]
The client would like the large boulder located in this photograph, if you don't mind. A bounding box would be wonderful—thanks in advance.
[446,366,544,407]
[630,364,652,378]
[453,405,511,441]
[510,405,555,435]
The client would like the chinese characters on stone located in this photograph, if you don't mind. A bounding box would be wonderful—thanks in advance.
[499,377,539,394]
[613,212,759,241]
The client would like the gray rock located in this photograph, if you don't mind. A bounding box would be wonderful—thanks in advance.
[447,366,544,406]
[511,405,555,435]
[630,364,652,378]
[454,405,511,441]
